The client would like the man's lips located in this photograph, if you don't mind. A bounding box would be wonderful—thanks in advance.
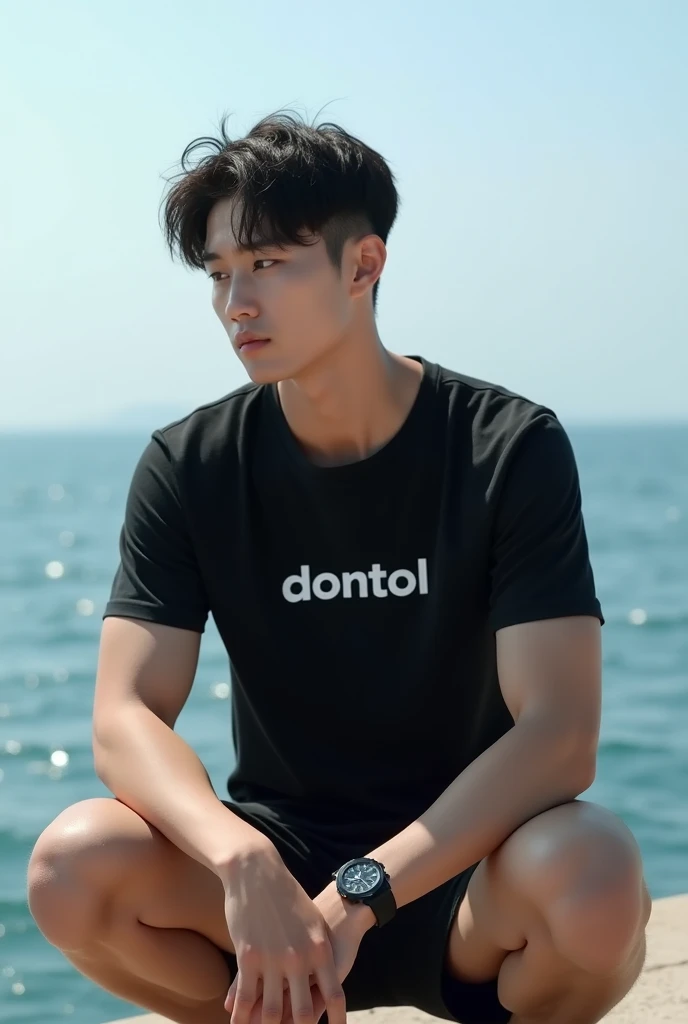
[235,333,271,353]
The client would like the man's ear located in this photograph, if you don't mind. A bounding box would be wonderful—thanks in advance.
[350,235,386,299]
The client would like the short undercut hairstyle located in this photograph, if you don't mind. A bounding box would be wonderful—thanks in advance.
[160,108,400,310]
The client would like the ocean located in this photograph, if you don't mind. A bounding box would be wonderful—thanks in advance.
[1,425,687,1024]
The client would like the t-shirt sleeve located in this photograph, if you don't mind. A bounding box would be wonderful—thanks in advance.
[488,413,604,632]
[103,431,209,632]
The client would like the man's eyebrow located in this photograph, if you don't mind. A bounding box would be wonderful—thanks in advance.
[201,250,223,264]
[201,240,282,264]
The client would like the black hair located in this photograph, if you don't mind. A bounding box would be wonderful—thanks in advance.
[160,108,400,310]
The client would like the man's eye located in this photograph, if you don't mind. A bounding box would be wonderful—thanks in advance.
[209,259,277,282]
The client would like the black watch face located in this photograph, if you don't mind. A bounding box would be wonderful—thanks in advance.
[341,860,382,895]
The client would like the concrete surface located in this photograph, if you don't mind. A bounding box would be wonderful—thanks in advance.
[105,893,687,1023]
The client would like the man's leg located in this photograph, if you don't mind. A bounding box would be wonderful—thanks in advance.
[28,797,236,1024]
[446,800,651,1024]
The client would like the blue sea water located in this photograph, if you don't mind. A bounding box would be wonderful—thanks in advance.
[0,425,687,1024]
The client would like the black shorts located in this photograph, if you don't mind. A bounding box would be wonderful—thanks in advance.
[221,800,511,1024]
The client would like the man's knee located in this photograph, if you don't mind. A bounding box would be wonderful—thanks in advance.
[494,800,650,976]
[27,797,151,952]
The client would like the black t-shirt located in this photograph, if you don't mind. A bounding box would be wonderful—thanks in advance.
[104,357,603,839]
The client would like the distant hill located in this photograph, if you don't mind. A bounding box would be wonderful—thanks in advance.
[3,399,236,434]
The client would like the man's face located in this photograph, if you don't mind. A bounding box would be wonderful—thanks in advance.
[203,198,355,384]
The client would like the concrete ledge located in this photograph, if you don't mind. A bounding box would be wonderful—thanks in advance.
[104,894,688,1023]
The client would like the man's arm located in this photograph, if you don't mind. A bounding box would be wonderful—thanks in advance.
[317,614,601,924]
[92,616,276,879]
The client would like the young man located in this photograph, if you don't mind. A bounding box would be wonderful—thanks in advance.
[28,111,650,1024]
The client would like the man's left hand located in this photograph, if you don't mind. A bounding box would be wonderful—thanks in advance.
[225,881,374,1024]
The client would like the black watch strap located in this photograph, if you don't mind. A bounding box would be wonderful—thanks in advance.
[369,882,397,927]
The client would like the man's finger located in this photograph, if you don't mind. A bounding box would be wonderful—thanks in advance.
[282,980,328,1024]
[287,971,315,1024]
[279,988,294,1024]
[229,967,259,1024]
[260,972,284,1024]
[225,974,239,1015]
[310,984,328,1024]
[314,966,346,1024]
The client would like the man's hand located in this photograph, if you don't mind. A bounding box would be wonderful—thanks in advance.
[225,874,374,1024]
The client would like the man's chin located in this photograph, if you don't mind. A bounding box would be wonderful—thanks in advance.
[237,346,327,386]
[240,357,290,386]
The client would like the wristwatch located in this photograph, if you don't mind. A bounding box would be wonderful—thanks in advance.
[332,856,397,927]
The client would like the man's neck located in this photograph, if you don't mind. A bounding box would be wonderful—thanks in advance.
[276,332,424,467]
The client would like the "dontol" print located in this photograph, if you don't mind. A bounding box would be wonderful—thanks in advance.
[282,559,429,603]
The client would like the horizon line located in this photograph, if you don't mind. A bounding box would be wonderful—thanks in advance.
[2,418,688,436]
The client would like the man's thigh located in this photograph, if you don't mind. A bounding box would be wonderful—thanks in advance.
[29,797,232,953]
[442,800,650,1023]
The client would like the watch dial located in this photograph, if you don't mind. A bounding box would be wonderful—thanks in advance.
[342,861,381,894]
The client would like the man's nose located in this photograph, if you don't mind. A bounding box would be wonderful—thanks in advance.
[224,277,259,320]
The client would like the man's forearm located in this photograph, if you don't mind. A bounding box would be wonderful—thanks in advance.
[93,704,276,879]
[335,719,595,924]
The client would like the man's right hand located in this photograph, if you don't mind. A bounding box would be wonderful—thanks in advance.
[222,844,347,1024]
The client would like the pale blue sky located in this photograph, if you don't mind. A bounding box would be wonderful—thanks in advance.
[2,0,686,430]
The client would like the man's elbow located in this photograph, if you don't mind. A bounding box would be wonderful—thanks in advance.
[92,729,114,786]
[558,727,598,794]
[91,705,134,784]
[570,748,597,794]
[523,714,598,795]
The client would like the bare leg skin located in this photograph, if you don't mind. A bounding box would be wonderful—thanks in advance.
[446,801,651,1024]
[28,798,237,1023]
[29,796,651,1024]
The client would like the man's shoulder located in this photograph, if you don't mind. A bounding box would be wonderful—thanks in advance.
[151,380,265,461]
[431,359,558,448]
[433,359,544,409]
